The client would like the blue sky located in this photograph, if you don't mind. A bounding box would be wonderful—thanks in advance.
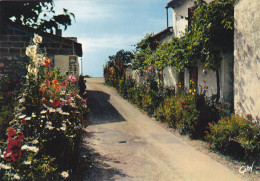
[54,0,172,77]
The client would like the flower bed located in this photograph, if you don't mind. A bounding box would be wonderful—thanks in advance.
[104,52,260,164]
[0,34,89,180]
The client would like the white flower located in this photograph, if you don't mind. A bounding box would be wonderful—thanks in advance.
[25,117,31,121]
[41,116,45,119]
[23,161,31,165]
[0,163,11,170]
[32,139,38,144]
[60,171,69,179]
[25,45,37,59]
[13,174,20,180]
[40,110,47,114]
[45,121,54,130]
[60,123,66,131]
[61,112,69,115]
[19,98,25,103]
[18,115,26,119]
[33,33,42,44]
[21,145,39,153]
[32,113,36,117]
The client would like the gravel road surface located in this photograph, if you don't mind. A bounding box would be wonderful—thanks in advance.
[84,77,244,181]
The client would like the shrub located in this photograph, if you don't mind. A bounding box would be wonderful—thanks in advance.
[155,95,177,127]
[206,114,260,162]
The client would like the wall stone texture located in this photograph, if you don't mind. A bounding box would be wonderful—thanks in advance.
[234,0,260,119]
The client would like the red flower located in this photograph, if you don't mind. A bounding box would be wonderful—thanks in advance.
[50,99,60,108]
[246,114,254,120]
[22,118,27,124]
[52,79,59,87]
[43,58,51,67]
[62,81,69,86]
[4,129,24,162]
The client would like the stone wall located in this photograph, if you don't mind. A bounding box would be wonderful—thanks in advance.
[234,0,260,119]
[0,21,80,77]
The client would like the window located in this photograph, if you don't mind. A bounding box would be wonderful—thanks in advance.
[69,56,78,75]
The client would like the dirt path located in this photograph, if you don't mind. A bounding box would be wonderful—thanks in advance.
[83,77,244,181]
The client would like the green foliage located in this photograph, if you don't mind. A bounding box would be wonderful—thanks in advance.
[206,115,260,162]
[131,0,235,73]
[185,0,235,70]
[0,1,75,32]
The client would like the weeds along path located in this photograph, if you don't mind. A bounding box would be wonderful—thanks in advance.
[83,77,244,181]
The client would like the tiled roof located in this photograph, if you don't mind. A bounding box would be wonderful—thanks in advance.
[166,0,185,8]
[153,27,173,39]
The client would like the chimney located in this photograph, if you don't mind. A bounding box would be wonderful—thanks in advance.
[55,28,62,37]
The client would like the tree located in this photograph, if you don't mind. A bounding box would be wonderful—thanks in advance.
[108,50,134,65]
[0,0,75,33]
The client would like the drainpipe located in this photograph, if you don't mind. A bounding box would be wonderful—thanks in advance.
[166,7,169,28]
[81,57,83,75]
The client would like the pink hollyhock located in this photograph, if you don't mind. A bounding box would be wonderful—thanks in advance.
[69,75,77,83]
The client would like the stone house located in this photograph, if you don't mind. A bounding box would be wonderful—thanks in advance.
[0,19,82,81]
[159,0,233,103]
[234,0,260,119]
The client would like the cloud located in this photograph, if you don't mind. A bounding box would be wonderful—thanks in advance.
[79,34,141,53]
[54,0,114,21]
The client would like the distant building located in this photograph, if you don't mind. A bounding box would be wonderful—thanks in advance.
[0,19,82,80]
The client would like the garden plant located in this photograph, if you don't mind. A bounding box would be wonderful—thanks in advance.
[0,34,89,180]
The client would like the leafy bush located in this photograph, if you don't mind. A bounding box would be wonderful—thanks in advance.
[206,114,260,161]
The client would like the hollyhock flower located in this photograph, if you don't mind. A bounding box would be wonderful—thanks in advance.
[62,81,69,86]
[56,86,61,92]
[69,75,77,83]
[50,99,60,108]
[21,145,39,153]
[26,45,37,59]
[4,129,24,162]
[73,93,77,98]
[33,33,42,44]
[0,163,11,170]
[43,58,51,67]
[52,79,59,87]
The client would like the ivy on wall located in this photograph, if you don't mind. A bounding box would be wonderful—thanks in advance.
[132,0,235,101]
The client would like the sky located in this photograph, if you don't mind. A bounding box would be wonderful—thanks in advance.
[54,0,173,77]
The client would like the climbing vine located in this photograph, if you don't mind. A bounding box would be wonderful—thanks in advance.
[132,0,235,101]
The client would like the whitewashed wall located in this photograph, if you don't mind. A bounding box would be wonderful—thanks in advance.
[163,66,179,89]
[234,0,260,119]
[172,0,212,38]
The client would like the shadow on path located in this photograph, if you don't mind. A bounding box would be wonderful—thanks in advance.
[83,90,130,180]
[87,90,126,125]
[83,131,130,181]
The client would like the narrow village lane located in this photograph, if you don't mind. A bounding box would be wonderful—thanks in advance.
[84,77,244,181]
